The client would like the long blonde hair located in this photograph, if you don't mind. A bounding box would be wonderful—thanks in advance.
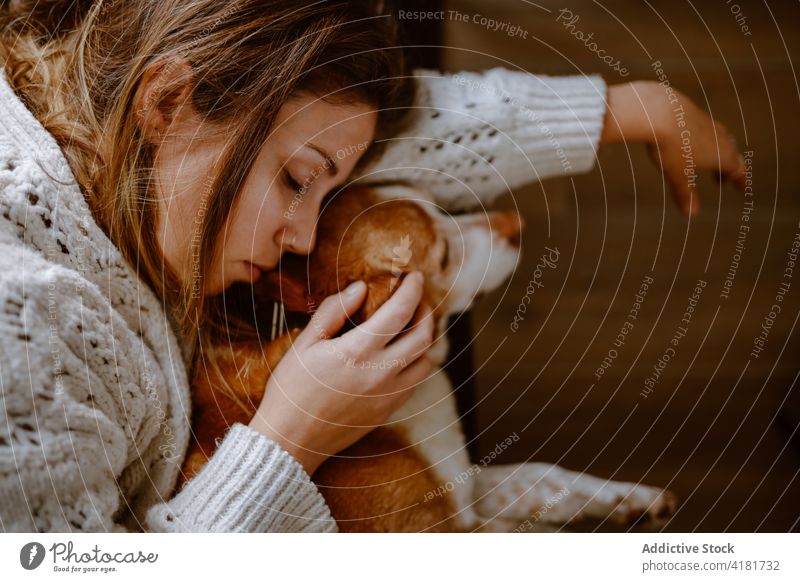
[1,0,414,402]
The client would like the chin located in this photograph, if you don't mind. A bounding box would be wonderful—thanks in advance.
[198,273,229,297]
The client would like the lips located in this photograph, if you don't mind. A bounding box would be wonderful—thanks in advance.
[243,260,266,283]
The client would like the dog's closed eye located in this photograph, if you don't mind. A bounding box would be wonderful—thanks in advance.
[440,239,449,270]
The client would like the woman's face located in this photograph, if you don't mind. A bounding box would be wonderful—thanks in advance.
[153,93,377,296]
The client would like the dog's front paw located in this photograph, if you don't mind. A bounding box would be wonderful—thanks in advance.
[606,485,678,527]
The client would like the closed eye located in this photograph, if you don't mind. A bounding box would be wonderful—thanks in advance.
[283,170,304,194]
[440,238,449,270]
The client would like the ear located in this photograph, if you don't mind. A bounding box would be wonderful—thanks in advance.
[354,272,406,324]
[134,55,195,143]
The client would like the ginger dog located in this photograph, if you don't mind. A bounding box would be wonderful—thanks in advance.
[180,184,677,532]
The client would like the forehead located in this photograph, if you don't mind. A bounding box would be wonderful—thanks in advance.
[271,93,377,154]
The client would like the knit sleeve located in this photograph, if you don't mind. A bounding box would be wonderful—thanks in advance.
[145,423,337,532]
[0,259,128,532]
[353,67,608,211]
[0,247,335,533]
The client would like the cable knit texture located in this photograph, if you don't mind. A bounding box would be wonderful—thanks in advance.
[354,68,607,210]
[0,65,606,533]
[0,68,336,533]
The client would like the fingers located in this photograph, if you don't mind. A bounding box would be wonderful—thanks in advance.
[658,153,699,217]
[711,126,752,220]
[385,301,435,364]
[349,271,425,348]
[296,280,366,349]
[655,119,746,217]
[670,173,699,217]
[715,122,748,191]
[722,152,748,192]
[647,142,697,217]
[369,354,433,427]
[393,355,433,401]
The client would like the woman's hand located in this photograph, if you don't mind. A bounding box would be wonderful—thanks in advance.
[601,81,748,216]
[248,271,435,475]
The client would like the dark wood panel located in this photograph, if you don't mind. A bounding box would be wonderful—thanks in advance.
[440,0,800,531]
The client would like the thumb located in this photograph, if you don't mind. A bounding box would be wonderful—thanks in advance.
[663,165,700,217]
[299,280,367,347]
[648,144,700,217]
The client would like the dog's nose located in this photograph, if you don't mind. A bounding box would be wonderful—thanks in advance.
[488,211,525,247]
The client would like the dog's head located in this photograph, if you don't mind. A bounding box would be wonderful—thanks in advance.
[256,184,523,362]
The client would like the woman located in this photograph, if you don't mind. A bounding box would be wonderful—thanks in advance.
[0,1,745,533]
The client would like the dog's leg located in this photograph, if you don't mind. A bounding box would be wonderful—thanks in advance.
[390,370,483,530]
[473,463,677,529]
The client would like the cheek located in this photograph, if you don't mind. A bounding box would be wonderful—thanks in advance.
[156,178,208,273]
[219,185,285,256]
[155,139,228,270]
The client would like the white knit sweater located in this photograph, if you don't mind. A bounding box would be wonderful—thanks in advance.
[0,66,606,533]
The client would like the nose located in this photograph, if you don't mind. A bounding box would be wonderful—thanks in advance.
[280,212,318,256]
[284,228,316,255]
[488,211,525,247]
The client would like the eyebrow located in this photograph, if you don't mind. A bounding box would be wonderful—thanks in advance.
[306,143,339,177]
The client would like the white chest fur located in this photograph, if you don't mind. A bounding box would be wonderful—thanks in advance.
[387,361,479,529]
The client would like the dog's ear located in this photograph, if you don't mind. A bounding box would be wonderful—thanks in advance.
[354,272,406,324]
[257,269,314,313]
